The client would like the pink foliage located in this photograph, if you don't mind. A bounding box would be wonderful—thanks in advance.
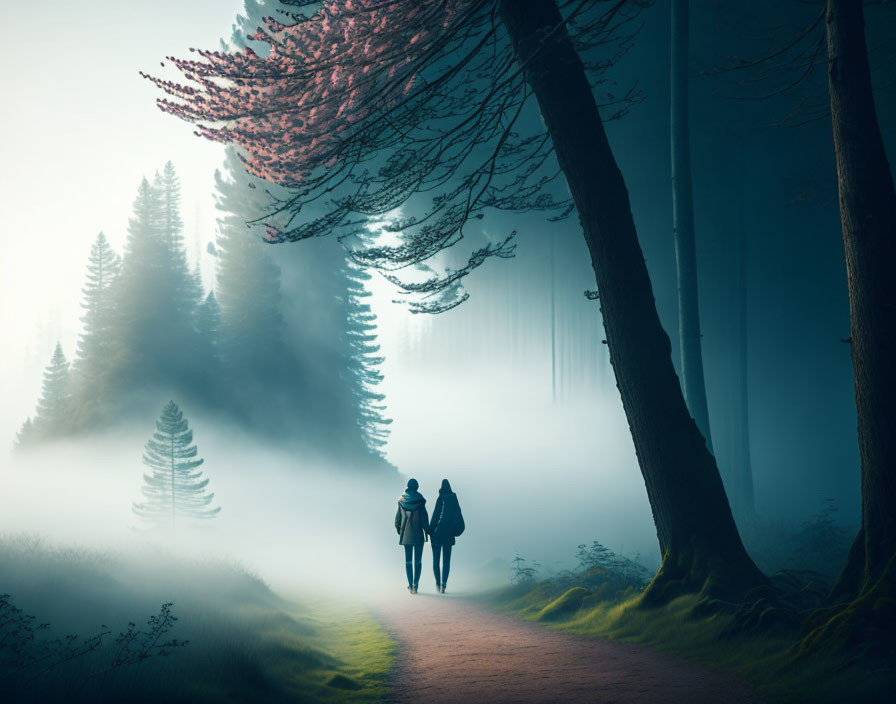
[144,0,476,187]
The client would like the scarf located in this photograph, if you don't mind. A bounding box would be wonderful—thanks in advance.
[398,489,426,511]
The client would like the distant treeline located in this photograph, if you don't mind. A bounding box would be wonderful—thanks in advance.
[16,152,390,462]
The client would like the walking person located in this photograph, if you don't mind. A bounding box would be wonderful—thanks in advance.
[429,479,465,593]
[395,478,429,594]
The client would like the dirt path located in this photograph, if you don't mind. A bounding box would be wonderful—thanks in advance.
[378,593,765,703]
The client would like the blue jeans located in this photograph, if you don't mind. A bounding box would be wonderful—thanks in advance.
[404,544,423,587]
[432,544,452,586]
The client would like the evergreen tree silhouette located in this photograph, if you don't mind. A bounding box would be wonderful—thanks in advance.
[14,418,36,450]
[194,291,222,401]
[133,401,220,527]
[113,170,201,397]
[213,149,285,380]
[155,162,203,325]
[113,177,167,389]
[195,291,220,363]
[73,232,121,421]
[31,343,73,440]
[343,251,391,456]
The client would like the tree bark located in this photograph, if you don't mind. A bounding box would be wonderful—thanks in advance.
[671,0,714,454]
[733,146,755,518]
[826,0,896,595]
[499,0,765,603]
[550,230,557,403]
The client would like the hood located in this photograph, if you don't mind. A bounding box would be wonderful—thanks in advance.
[398,489,426,511]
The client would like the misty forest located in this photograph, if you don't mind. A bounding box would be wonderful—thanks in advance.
[1,0,894,702]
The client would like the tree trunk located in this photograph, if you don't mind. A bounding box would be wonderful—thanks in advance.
[826,0,896,596]
[671,0,714,454]
[550,229,557,404]
[733,147,755,518]
[499,0,765,603]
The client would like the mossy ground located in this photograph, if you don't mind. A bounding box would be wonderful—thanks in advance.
[484,583,894,703]
[222,598,394,704]
[0,536,395,703]
[304,600,396,703]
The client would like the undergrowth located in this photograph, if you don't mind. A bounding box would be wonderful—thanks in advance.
[0,533,393,703]
[485,534,893,704]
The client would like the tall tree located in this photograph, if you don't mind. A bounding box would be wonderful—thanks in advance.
[824,0,896,606]
[549,230,557,404]
[14,418,36,450]
[217,4,384,452]
[156,162,204,322]
[500,0,763,602]
[114,172,201,396]
[195,291,221,363]
[73,231,121,421]
[213,150,286,378]
[159,161,184,248]
[194,290,222,401]
[133,401,220,527]
[213,147,380,452]
[670,0,713,453]
[731,156,755,518]
[30,343,73,440]
[113,177,168,390]
[147,0,765,600]
[343,253,391,456]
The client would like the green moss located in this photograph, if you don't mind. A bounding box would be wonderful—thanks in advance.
[796,555,896,661]
[174,598,395,704]
[326,674,362,690]
[484,577,895,703]
[537,587,590,621]
[312,601,396,702]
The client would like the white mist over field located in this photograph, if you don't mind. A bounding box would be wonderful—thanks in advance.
[0,351,658,600]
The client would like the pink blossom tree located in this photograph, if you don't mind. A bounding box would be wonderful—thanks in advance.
[146,0,767,604]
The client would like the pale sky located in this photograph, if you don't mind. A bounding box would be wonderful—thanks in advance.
[0,0,246,440]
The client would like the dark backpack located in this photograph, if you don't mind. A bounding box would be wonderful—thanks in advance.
[449,496,465,537]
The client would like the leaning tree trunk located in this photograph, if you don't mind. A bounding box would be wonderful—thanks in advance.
[671,0,714,454]
[826,0,896,600]
[499,0,766,604]
[733,178,756,518]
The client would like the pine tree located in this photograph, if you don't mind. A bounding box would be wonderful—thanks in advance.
[113,177,167,388]
[73,232,121,420]
[194,291,221,385]
[132,401,220,526]
[159,161,183,249]
[195,291,220,356]
[213,149,285,378]
[343,256,391,456]
[113,170,202,396]
[156,162,203,318]
[211,5,385,455]
[14,418,36,449]
[31,343,73,439]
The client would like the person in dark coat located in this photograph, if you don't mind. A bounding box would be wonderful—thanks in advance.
[395,478,429,593]
[428,479,464,593]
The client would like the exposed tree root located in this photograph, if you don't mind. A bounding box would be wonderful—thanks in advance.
[634,542,770,611]
[795,553,896,661]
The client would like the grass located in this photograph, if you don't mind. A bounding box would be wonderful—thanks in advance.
[0,534,394,703]
[288,599,395,703]
[484,581,894,703]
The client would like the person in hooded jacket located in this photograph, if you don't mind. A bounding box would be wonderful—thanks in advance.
[428,479,465,593]
[395,478,429,593]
